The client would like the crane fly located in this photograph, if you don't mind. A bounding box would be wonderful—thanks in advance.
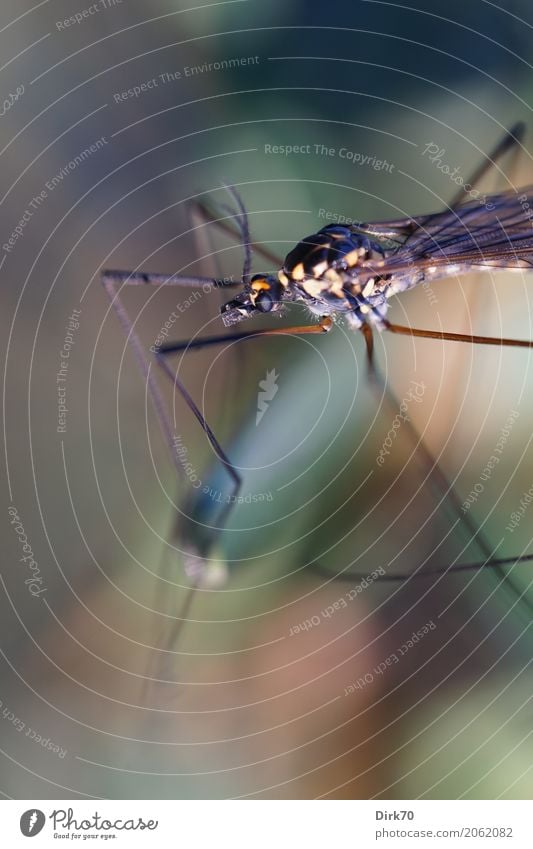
[101,123,533,653]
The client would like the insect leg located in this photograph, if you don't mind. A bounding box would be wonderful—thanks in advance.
[360,322,375,364]
[151,315,334,556]
[100,269,238,481]
[185,310,529,587]
[378,319,533,609]
[383,320,533,348]
[152,347,242,549]
[368,319,531,577]
[140,314,336,697]
[157,316,334,356]
[140,190,297,689]
[144,199,249,693]
[443,124,532,602]
[149,186,294,553]
[312,319,510,582]
[308,552,533,582]
[153,312,334,548]
[448,121,525,209]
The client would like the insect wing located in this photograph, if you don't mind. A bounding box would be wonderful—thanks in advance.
[362,188,533,277]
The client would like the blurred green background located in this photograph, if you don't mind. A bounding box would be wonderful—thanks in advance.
[1,0,532,799]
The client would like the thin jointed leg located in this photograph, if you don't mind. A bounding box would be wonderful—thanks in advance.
[157,316,334,355]
[448,121,525,210]
[101,269,245,551]
[384,320,533,348]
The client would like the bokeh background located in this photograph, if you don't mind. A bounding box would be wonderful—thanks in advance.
[1,0,532,799]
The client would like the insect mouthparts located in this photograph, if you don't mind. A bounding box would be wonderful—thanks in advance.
[220,292,254,326]
[221,308,248,327]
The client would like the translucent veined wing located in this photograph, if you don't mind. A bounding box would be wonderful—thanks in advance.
[359,188,533,274]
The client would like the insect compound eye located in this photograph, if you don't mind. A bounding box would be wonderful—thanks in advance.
[250,274,283,312]
[254,290,274,312]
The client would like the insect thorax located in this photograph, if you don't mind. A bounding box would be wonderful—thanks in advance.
[281,224,388,323]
